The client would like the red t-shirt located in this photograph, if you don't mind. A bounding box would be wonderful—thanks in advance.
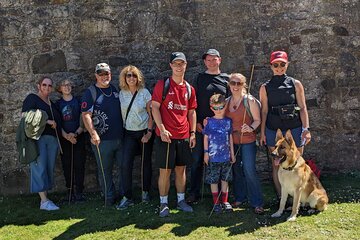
[152,77,197,139]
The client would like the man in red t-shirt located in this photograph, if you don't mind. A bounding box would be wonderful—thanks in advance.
[152,52,197,217]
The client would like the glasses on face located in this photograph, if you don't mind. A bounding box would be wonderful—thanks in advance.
[41,83,52,87]
[211,105,225,111]
[126,73,138,78]
[97,71,110,76]
[229,81,243,86]
[272,62,287,68]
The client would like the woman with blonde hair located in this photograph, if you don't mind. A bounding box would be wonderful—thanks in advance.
[116,65,154,210]
[225,73,264,214]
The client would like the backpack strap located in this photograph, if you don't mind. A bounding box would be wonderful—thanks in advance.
[88,84,97,103]
[161,77,192,102]
[243,95,253,121]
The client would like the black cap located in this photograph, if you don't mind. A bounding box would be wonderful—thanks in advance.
[202,49,220,59]
[170,52,187,63]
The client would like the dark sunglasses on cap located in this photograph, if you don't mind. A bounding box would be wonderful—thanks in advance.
[229,81,243,86]
[272,62,287,68]
[126,73,138,78]
[211,105,225,111]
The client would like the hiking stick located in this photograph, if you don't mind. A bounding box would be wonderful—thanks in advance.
[68,143,74,204]
[96,144,108,207]
[201,163,205,202]
[141,136,145,195]
[48,98,63,154]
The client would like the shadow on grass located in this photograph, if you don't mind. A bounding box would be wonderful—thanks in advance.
[1,172,359,239]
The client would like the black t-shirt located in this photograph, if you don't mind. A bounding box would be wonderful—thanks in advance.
[191,72,229,124]
[264,74,302,130]
[22,93,62,137]
[56,97,81,133]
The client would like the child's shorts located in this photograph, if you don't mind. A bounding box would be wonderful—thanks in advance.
[205,161,233,184]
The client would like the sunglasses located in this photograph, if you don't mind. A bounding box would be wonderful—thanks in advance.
[97,71,110,76]
[126,73,138,78]
[211,105,225,111]
[41,83,52,87]
[272,62,287,68]
[229,81,243,86]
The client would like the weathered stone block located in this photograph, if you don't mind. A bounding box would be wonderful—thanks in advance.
[32,50,67,74]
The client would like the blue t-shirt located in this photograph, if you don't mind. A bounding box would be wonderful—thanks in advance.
[202,117,232,163]
[81,84,123,140]
[56,97,81,133]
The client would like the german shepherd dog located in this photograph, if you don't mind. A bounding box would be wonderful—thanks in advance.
[271,129,328,221]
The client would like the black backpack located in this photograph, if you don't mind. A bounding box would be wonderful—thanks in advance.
[161,77,192,102]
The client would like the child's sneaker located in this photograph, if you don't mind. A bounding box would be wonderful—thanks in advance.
[40,200,60,211]
[222,202,233,212]
[213,204,222,214]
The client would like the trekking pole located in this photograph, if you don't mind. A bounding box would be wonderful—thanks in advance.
[96,144,108,207]
[201,163,205,202]
[68,143,74,204]
[48,99,63,154]
[141,136,145,196]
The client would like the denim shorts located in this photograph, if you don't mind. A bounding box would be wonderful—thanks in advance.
[205,161,233,184]
[265,126,302,147]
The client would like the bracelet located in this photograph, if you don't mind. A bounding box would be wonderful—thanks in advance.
[204,149,209,153]
[250,125,254,131]
[147,128,153,133]
[190,130,195,134]
[302,127,310,132]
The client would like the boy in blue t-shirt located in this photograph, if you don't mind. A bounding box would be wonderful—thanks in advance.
[203,94,235,213]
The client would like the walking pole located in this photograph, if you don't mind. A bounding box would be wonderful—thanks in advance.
[96,144,108,207]
[201,163,205,202]
[48,99,63,154]
[68,143,74,204]
[141,136,145,197]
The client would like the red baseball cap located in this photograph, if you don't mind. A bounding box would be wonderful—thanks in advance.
[270,51,288,64]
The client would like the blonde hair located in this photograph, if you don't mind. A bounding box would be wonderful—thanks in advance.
[56,79,73,93]
[209,94,226,106]
[119,65,145,91]
[229,73,248,94]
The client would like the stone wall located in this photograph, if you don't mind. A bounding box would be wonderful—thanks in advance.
[0,0,359,195]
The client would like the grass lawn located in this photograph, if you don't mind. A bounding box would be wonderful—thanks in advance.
[1,172,359,240]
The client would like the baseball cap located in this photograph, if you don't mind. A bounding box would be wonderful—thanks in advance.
[202,48,220,59]
[95,63,111,73]
[270,51,288,64]
[170,52,187,63]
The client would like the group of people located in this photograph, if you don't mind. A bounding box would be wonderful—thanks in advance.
[20,49,311,217]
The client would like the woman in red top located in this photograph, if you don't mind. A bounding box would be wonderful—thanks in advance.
[225,73,264,214]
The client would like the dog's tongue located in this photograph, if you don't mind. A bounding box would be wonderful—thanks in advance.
[274,158,280,166]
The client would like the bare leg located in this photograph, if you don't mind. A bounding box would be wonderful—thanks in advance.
[158,168,171,196]
[39,191,48,202]
[174,166,186,193]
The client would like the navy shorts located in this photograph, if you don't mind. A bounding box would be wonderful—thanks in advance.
[265,127,303,147]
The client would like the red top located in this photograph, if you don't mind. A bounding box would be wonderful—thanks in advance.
[152,77,197,139]
[225,100,256,144]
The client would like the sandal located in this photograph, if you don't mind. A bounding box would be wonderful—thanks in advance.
[254,206,264,214]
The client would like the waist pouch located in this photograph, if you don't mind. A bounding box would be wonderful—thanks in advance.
[271,104,300,120]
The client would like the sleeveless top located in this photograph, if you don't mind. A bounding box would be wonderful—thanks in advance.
[225,97,256,144]
[264,74,302,130]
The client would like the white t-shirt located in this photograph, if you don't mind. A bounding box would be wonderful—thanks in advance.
[119,88,151,131]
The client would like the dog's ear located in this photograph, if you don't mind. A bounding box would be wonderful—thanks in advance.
[285,129,294,144]
[275,129,283,141]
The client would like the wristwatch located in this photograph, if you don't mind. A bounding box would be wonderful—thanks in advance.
[302,127,310,132]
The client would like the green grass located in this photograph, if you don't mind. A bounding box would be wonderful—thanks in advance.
[1,172,360,240]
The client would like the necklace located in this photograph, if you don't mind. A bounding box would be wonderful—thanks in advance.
[231,96,242,110]
[98,86,112,97]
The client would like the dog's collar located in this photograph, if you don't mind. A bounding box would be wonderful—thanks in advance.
[282,157,300,171]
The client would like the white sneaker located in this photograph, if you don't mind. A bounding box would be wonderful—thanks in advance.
[40,200,60,211]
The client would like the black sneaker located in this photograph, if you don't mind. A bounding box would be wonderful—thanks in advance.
[185,195,199,204]
[213,204,222,214]
[159,203,170,217]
